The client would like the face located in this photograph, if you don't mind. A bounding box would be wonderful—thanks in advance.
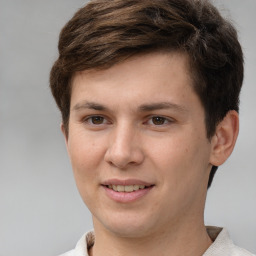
[65,52,214,238]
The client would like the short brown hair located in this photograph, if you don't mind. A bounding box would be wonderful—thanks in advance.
[50,0,244,188]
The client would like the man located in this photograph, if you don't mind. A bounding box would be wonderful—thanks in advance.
[50,0,254,255]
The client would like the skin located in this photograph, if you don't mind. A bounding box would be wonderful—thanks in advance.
[63,52,239,256]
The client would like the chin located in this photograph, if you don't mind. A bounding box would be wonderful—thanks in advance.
[108,224,153,238]
[95,213,157,238]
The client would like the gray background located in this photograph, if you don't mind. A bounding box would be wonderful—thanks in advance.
[0,0,255,255]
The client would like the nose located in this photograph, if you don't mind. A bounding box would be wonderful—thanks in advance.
[104,123,144,169]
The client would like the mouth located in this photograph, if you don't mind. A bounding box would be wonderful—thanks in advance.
[101,179,154,202]
[104,184,153,192]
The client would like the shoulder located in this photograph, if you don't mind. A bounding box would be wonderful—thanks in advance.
[58,249,75,256]
[205,226,255,256]
[232,245,255,256]
[57,231,94,256]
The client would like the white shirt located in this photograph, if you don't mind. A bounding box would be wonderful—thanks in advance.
[59,226,255,256]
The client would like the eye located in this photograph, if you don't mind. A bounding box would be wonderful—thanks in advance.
[151,116,167,125]
[148,116,172,126]
[85,116,107,125]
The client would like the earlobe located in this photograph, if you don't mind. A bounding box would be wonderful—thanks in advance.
[210,110,239,167]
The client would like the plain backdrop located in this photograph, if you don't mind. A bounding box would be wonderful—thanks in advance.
[0,0,255,255]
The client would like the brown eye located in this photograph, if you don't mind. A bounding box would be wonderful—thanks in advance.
[151,116,167,125]
[90,116,105,125]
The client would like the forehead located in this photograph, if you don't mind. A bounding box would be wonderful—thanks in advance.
[70,51,199,113]
[71,51,193,91]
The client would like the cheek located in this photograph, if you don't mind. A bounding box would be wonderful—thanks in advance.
[153,133,211,185]
[67,137,104,207]
[68,134,105,183]
[153,136,211,215]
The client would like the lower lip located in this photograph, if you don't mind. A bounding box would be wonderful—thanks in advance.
[102,186,154,203]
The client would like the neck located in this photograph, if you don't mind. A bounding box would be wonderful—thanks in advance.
[90,216,212,256]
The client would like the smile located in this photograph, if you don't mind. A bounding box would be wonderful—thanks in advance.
[107,184,148,192]
[103,184,154,203]
[101,179,154,202]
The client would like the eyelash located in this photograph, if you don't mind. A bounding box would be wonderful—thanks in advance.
[83,115,173,127]
[83,115,109,125]
[146,116,173,126]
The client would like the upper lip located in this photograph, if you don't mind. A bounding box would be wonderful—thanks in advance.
[101,179,154,186]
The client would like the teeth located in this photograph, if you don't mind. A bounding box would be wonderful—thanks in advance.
[117,185,125,192]
[133,185,140,191]
[124,185,133,192]
[107,184,147,192]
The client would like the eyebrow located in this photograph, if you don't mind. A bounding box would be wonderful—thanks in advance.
[72,101,188,113]
[138,102,188,113]
[72,101,108,111]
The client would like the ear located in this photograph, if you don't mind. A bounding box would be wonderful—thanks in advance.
[210,110,239,166]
